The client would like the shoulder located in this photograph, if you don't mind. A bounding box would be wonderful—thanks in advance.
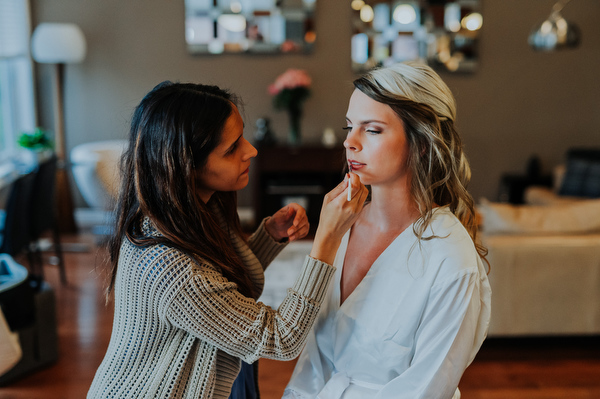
[120,237,221,283]
[422,207,481,275]
[426,207,474,245]
[119,238,237,301]
[121,236,186,263]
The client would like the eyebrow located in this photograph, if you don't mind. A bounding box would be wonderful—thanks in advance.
[345,117,388,125]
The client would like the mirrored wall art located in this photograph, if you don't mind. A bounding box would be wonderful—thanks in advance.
[185,0,316,54]
[351,0,482,73]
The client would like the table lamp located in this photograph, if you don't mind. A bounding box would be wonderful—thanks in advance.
[31,23,86,234]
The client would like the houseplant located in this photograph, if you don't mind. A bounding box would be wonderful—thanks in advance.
[17,127,53,165]
[268,69,311,146]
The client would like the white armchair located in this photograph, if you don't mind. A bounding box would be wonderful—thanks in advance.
[70,140,127,210]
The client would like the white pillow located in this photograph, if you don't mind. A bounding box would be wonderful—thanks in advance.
[477,198,600,235]
[524,186,582,206]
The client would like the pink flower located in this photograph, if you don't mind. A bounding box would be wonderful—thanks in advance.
[268,69,312,96]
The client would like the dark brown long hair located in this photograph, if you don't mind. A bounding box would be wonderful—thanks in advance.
[106,81,257,298]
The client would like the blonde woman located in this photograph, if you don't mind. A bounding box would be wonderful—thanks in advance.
[284,62,491,399]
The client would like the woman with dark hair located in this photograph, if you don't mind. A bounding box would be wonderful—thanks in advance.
[284,62,491,399]
[87,81,368,399]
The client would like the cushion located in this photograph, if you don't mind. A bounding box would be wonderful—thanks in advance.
[552,164,566,192]
[478,197,600,235]
[95,149,122,200]
[524,186,581,206]
[558,148,600,198]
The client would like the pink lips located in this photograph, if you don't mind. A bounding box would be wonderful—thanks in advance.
[348,160,365,171]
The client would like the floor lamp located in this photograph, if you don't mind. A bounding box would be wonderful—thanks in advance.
[31,23,86,234]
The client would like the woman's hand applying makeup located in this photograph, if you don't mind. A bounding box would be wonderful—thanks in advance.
[310,173,368,264]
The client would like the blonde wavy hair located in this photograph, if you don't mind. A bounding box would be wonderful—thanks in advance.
[353,61,488,265]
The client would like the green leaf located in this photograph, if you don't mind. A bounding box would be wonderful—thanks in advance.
[17,127,53,150]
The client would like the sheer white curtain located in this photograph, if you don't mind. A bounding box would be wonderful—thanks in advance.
[0,0,36,160]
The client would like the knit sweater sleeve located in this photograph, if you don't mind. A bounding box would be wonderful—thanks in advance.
[246,217,287,269]
[165,255,335,364]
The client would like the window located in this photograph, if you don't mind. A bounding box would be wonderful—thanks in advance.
[0,0,36,160]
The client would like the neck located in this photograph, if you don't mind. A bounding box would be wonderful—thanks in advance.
[366,183,420,233]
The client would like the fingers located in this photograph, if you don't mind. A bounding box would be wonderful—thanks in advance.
[287,204,309,241]
[268,203,309,241]
[329,172,364,206]
[325,176,352,203]
[317,174,366,229]
[287,219,310,241]
[351,182,369,213]
[347,173,366,204]
[290,204,307,226]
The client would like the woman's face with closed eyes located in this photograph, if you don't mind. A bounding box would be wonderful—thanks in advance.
[343,89,411,189]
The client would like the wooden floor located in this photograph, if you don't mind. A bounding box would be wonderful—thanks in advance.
[1,232,599,398]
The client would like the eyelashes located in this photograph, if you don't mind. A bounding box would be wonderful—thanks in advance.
[342,126,381,134]
[225,142,238,155]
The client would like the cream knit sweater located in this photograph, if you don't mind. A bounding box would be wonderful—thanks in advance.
[88,215,335,399]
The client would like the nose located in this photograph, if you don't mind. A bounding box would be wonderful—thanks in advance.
[343,128,361,152]
[243,138,258,160]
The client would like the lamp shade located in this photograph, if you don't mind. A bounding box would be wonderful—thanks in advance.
[31,23,86,64]
[528,11,580,51]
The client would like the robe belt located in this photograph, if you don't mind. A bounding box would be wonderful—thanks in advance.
[317,371,384,398]
[316,372,462,399]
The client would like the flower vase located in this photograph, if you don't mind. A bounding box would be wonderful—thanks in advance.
[287,107,302,146]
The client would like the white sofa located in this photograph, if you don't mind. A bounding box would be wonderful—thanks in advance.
[478,158,600,337]
[482,230,600,336]
[71,140,127,209]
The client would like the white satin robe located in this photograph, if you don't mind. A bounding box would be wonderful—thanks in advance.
[284,207,491,399]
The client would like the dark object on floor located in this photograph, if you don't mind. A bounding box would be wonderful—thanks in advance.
[29,155,66,284]
[0,275,58,385]
[0,156,67,284]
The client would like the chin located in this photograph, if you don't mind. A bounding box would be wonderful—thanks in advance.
[357,175,372,186]
[236,179,250,191]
